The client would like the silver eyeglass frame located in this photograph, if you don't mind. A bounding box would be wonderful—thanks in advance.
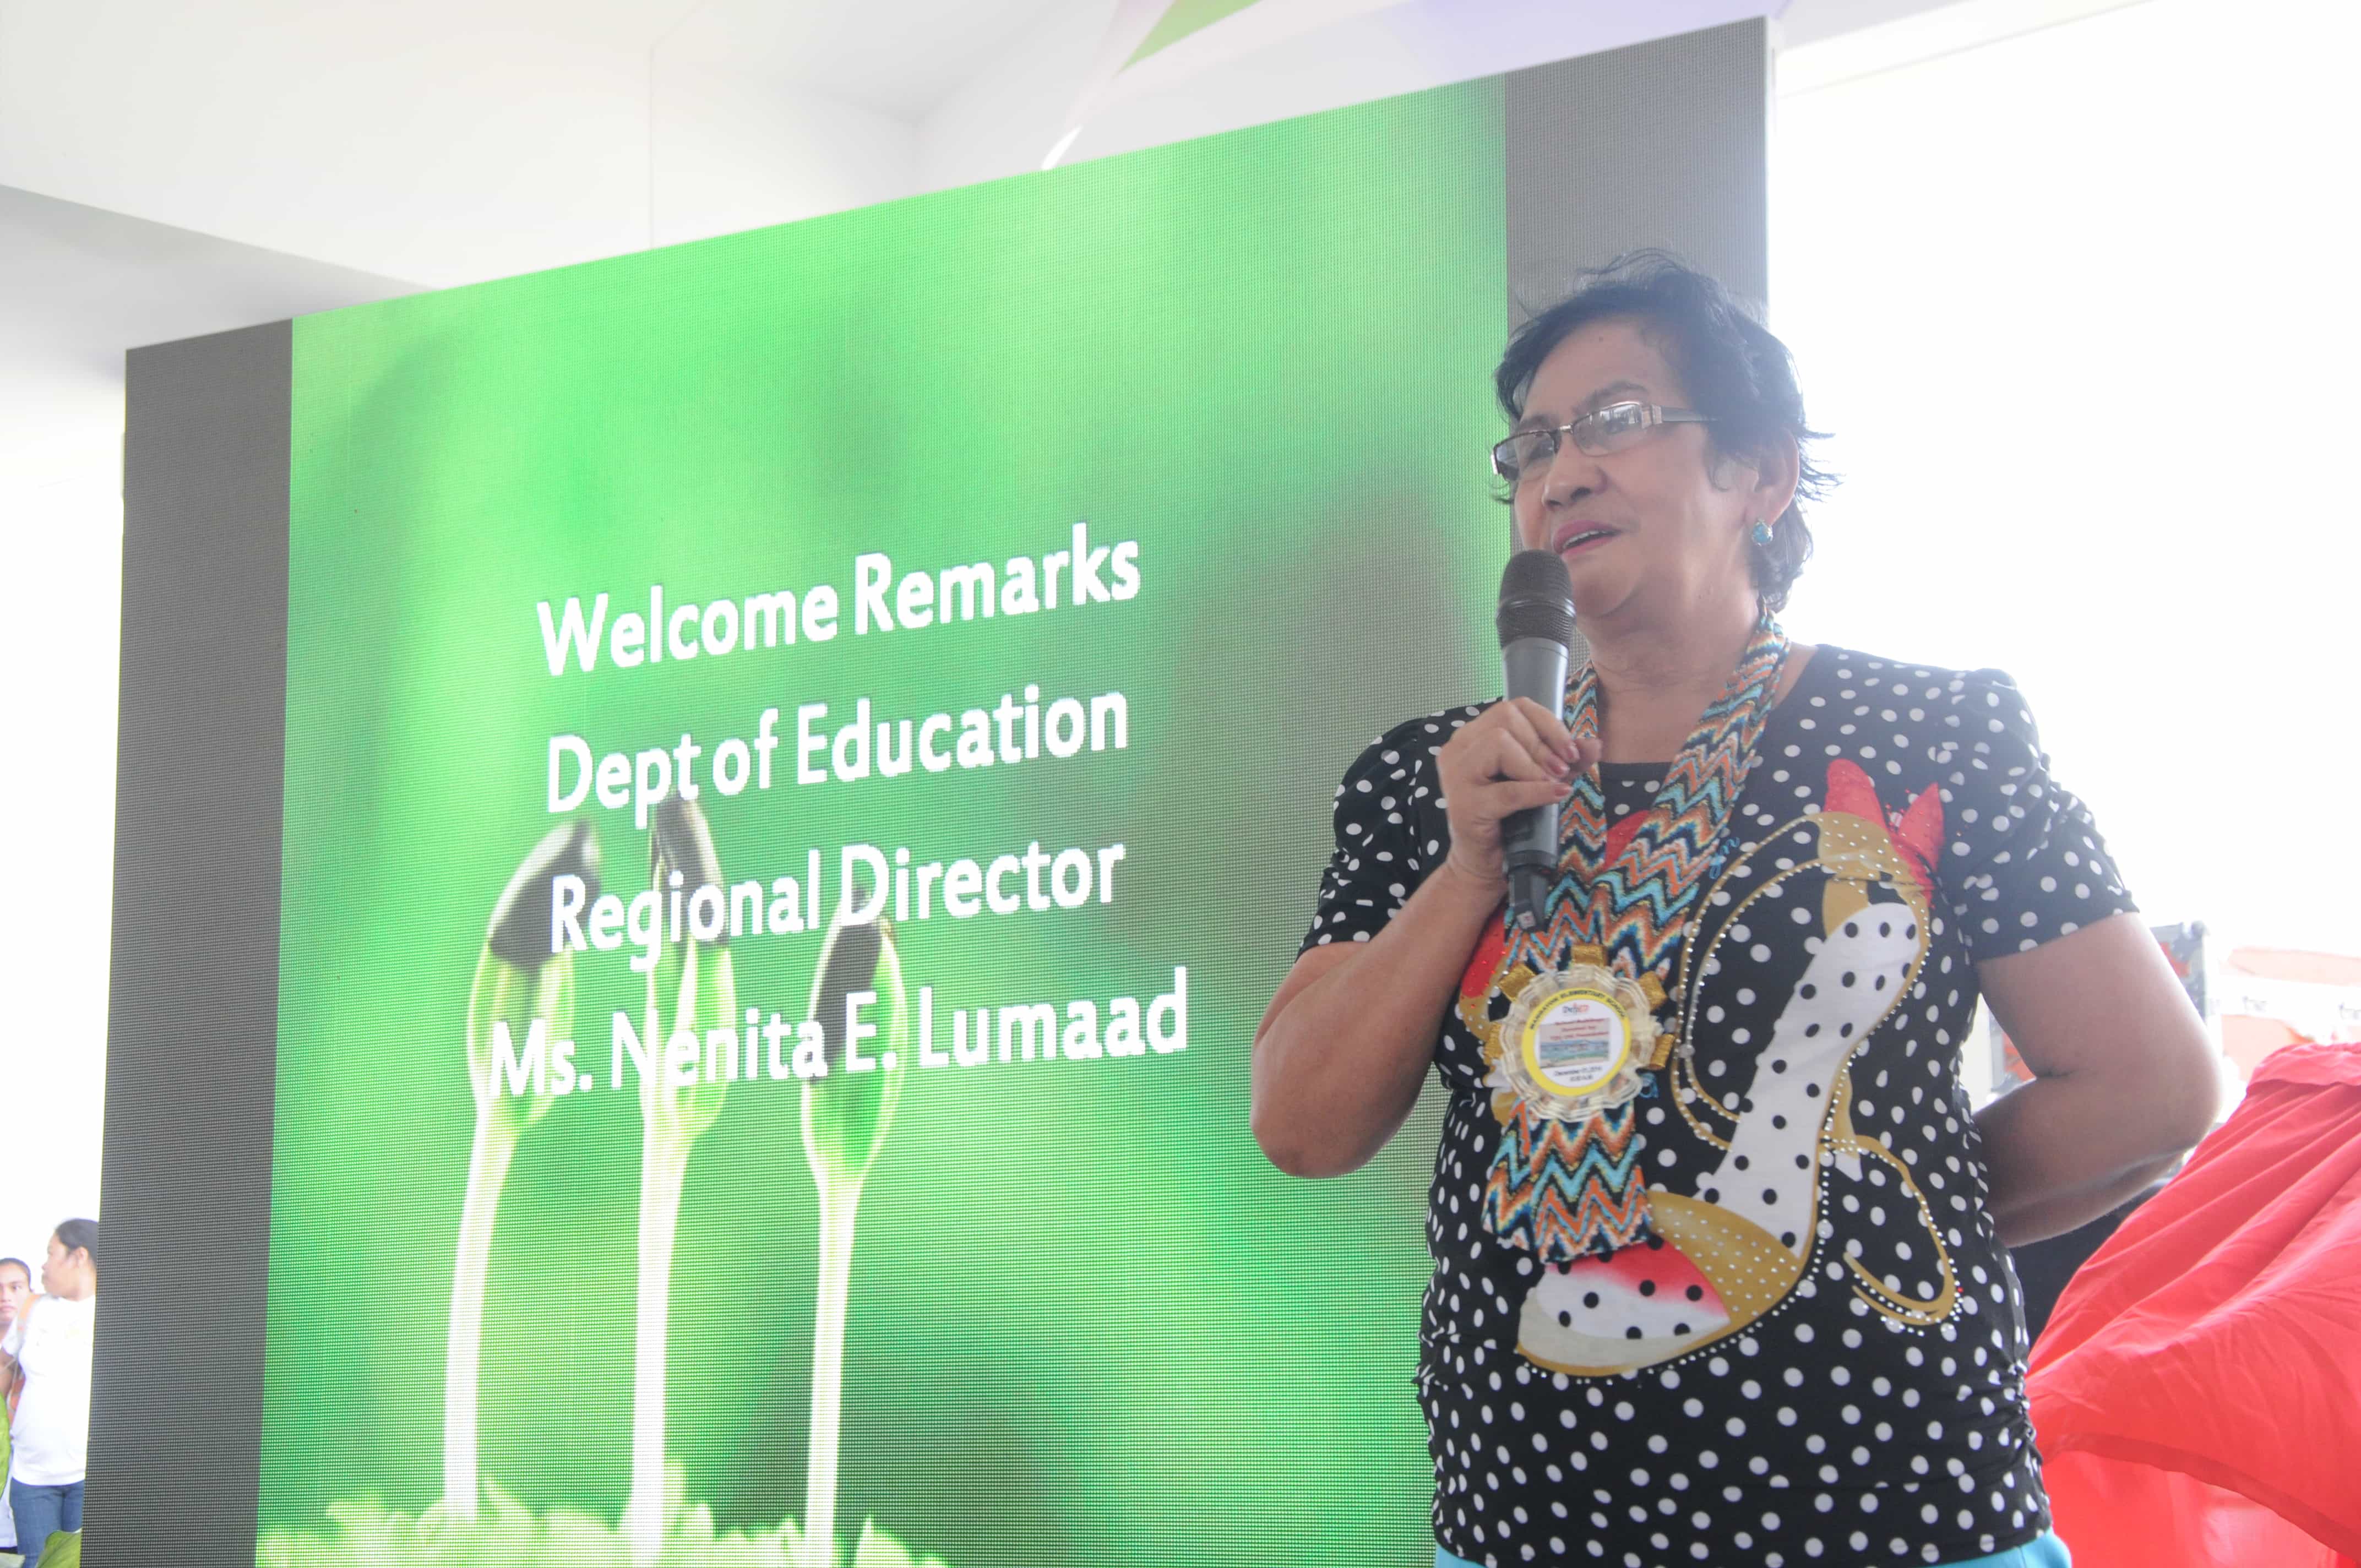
[1490,401,1713,484]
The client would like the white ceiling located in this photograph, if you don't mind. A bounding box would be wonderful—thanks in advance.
[0,184,407,500]
[3,0,689,285]
[0,0,1114,286]
[661,0,1085,120]
[3,0,1972,290]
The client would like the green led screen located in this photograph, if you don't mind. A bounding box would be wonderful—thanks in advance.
[258,76,1509,1568]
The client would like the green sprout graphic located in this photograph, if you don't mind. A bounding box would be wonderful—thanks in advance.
[447,820,601,1520]
[257,1474,949,1567]
[260,815,950,1568]
[622,797,736,1560]
[798,881,909,1568]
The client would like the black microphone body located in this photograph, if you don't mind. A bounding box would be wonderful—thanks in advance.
[1495,551,1576,930]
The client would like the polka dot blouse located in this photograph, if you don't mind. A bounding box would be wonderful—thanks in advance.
[1298,648,2135,1567]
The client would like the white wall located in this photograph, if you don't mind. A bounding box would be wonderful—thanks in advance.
[1772,0,2361,955]
[0,185,412,1265]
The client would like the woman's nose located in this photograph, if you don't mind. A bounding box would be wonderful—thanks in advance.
[1541,435,1603,502]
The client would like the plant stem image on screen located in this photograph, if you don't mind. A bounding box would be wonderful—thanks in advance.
[622,796,737,1555]
[446,820,602,1520]
[273,806,933,1566]
[257,71,1510,1568]
[798,878,910,1568]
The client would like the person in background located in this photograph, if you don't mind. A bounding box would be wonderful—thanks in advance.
[0,1255,26,1561]
[0,1256,26,1335]
[0,1223,97,1565]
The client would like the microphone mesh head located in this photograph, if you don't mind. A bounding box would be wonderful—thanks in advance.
[1496,548,1575,648]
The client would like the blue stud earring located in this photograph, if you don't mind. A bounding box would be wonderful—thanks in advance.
[1751,518,1774,547]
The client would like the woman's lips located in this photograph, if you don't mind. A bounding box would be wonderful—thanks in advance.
[1552,524,1619,556]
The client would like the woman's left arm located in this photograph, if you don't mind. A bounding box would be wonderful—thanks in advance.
[1973,910,2221,1245]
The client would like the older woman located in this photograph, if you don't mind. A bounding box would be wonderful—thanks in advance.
[1252,255,2217,1568]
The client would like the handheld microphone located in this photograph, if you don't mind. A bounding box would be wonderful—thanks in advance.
[1495,549,1576,930]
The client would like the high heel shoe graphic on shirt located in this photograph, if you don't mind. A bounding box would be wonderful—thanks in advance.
[1463,759,1961,1377]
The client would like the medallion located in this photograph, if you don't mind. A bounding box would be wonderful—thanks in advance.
[1497,962,1660,1120]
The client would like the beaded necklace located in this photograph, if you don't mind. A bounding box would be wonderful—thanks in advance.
[1481,613,1789,1263]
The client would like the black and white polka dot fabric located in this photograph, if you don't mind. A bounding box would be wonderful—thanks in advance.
[1299,649,2134,1567]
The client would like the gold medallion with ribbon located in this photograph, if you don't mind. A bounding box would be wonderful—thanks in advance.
[1498,960,1658,1120]
[1465,942,1675,1125]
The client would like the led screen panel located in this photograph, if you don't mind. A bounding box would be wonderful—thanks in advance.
[257,78,1508,1567]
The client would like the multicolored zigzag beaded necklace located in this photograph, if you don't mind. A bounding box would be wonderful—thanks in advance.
[1478,613,1789,1265]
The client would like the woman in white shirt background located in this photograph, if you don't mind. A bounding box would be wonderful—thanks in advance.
[0,1256,31,1561]
[0,1220,96,1566]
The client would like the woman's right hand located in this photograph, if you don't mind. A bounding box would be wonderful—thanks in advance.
[1251,698,1596,1178]
[1434,697,1595,888]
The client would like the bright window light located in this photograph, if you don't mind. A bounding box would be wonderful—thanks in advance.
[1772,0,2361,963]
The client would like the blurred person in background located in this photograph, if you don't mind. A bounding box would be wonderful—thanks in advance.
[0,1223,96,1565]
[0,1255,26,1344]
[0,1255,25,1560]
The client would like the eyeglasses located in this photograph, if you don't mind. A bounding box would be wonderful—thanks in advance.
[1490,401,1713,485]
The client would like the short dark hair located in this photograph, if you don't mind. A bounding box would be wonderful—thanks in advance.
[1494,251,1832,612]
[54,1218,99,1273]
[0,1257,29,1283]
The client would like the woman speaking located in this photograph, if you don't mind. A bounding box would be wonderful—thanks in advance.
[1252,255,2218,1568]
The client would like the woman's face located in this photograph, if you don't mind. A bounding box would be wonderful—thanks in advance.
[1509,318,1772,625]
[41,1234,90,1297]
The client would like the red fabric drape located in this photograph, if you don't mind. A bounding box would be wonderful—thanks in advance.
[2028,1041,2361,1567]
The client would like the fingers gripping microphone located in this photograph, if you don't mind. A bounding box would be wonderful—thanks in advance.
[1496,549,1576,931]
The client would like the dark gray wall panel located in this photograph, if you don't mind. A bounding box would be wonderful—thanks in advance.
[1499,18,1772,636]
[96,319,291,1566]
[1505,18,1772,320]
